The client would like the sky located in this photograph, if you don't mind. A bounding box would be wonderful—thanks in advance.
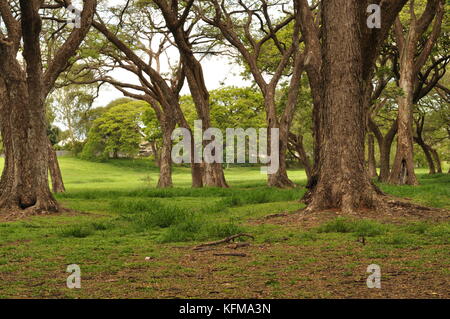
[93,55,251,108]
[90,0,252,108]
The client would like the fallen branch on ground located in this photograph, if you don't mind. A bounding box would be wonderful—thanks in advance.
[193,233,254,250]
[213,253,247,257]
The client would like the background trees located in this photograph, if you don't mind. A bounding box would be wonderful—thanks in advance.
[198,0,305,187]
[81,100,147,161]
[388,0,445,185]
[1,0,448,216]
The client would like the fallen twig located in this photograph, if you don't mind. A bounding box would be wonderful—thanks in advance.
[193,233,254,250]
[213,253,247,257]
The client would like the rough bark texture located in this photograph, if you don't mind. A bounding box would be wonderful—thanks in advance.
[0,72,59,214]
[48,141,66,193]
[305,0,388,213]
[0,0,96,215]
[367,134,378,178]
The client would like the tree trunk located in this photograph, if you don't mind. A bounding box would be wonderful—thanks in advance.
[389,72,419,184]
[0,78,58,215]
[430,148,442,173]
[48,141,66,193]
[288,133,312,183]
[378,139,392,182]
[414,136,436,174]
[181,57,228,188]
[157,119,175,188]
[265,92,295,188]
[367,134,378,178]
[150,142,161,167]
[369,118,397,182]
[305,0,382,213]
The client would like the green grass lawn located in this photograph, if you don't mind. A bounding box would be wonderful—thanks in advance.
[0,157,448,298]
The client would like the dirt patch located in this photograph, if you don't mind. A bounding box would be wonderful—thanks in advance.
[248,196,450,228]
[0,207,100,223]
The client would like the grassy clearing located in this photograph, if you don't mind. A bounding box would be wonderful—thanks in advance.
[0,157,448,298]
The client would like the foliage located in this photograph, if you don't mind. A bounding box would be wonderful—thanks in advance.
[81,100,148,161]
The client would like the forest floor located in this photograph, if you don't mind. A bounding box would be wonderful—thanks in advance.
[0,158,449,299]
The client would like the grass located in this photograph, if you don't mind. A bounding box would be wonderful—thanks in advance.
[0,157,449,299]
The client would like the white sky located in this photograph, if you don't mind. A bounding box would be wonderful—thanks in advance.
[91,0,252,108]
[93,55,251,107]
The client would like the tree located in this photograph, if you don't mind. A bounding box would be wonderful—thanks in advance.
[0,0,96,215]
[300,0,408,213]
[198,0,305,188]
[153,0,229,188]
[81,101,146,160]
[49,85,96,144]
[181,86,266,167]
[388,0,445,185]
[72,1,203,188]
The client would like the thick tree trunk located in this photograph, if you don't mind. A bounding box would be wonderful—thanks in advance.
[203,163,228,188]
[0,79,58,214]
[367,134,378,178]
[48,141,66,193]
[191,163,204,188]
[305,0,382,213]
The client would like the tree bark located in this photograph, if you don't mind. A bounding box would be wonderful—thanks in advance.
[0,77,58,214]
[266,91,295,188]
[288,133,312,182]
[430,148,442,173]
[0,0,96,215]
[388,48,419,185]
[367,134,378,178]
[157,118,176,188]
[369,118,397,182]
[48,141,66,193]
[414,137,435,174]
[305,0,384,213]
[388,0,444,185]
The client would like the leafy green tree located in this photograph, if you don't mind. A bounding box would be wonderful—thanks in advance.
[81,100,147,161]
